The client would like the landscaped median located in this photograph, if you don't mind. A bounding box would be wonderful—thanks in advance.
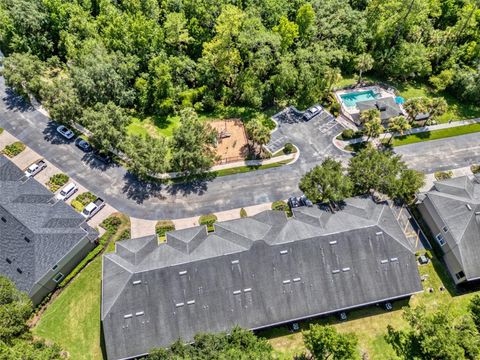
[392,122,480,146]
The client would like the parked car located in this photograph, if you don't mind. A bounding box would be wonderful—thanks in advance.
[56,125,74,140]
[24,160,46,178]
[299,194,313,207]
[81,197,105,220]
[75,138,93,152]
[93,150,113,165]
[56,182,78,201]
[288,196,301,209]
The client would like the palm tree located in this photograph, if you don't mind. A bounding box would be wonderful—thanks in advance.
[427,97,448,126]
[403,97,428,123]
[355,53,374,84]
[359,108,381,124]
[364,117,384,141]
[245,117,271,157]
[387,116,411,144]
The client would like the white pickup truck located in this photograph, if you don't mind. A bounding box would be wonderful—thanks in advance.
[24,160,47,178]
[81,197,105,220]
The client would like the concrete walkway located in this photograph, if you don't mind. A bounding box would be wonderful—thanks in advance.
[130,217,157,238]
[340,118,480,146]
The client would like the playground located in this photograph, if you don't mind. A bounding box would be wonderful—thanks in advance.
[209,119,249,164]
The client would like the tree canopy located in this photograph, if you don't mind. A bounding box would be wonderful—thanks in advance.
[303,324,360,360]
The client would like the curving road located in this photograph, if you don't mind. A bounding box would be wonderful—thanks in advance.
[0,77,347,219]
[1,76,479,220]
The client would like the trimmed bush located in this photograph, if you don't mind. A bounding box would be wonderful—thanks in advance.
[118,229,131,241]
[2,141,25,157]
[48,173,69,192]
[434,170,453,181]
[70,200,84,212]
[330,102,341,117]
[240,208,247,218]
[283,143,294,154]
[271,200,288,212]
[471,164,480,174]
[341,129,354,140]
[156,220,176,238]
[75,192,96,206]
[199,214,218,226]
[100,216,122,232]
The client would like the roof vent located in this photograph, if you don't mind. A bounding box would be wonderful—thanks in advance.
[475,211,480,216]
[132,280,142,285]
[231,260,239,264]
[280,250,288,255]
[243,288,252,293]
[233,290,241,295]
[187,300,195,305]
[282,280,291,284]
[329,240,337,245]
[293,277,301,282]
[466,204,472,211]
[179,270,187,276]
[124,314,133,319]
[135,311,144,316]
[342,267,351,272]
[380,259,388,264]
[175,302,184,308]
[390,257,398,262]
[332,269,340,274]
[376,231,383,235]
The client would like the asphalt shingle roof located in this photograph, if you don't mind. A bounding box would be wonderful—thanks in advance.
[102,196,422,360]
[0,156,97,294]
[425,176,480,280]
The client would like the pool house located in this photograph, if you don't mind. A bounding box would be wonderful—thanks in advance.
[335,85,405,125]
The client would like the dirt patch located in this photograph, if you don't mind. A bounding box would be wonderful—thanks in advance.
[208,119,249,164]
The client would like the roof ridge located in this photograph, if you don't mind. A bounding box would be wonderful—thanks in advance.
[101,256,133,320]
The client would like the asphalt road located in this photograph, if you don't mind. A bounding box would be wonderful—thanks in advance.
[1,76,478,220]
[0,77,346,219]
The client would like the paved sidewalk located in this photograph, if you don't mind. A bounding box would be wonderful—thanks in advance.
[420,165,476,192]
[341,117,480,146]
[130,217,157,238]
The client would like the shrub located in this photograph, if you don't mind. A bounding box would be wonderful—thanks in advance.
[199,214,218,226]
[240,208,247,218]
[118,229,131,241]
[341,129,354,140]
[271,200,288,212]
[75,192,96,206]
[70,200,84,212]
[0,128,3,135]
[283,143,294,154]
[330,102,341,117]
[434,170,453,181]
[2,141,25,157]
[263,118,276,130]
[471,164,480,174]
[47,173,69,192]
[101,216,122,232]
[156,220,175,238]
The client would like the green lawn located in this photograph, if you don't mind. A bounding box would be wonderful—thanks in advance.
[212,159,292,177]
[393,123,480,146]
[127,115,180,138]
[33,217,130,360]
[260,253,478,359]
[335,74,480,123]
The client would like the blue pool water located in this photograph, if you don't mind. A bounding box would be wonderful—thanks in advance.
[340,90,378,107]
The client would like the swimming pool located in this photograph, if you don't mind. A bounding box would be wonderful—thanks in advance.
[340,90,379,107]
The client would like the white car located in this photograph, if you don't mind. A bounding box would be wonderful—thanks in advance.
[56,125,74,140]
[56,182,78,201]
[24,160,46,178]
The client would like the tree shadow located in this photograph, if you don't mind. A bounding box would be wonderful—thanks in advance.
[121,172,166,204]
[165,173,217,197]
[42,121,75,145]
[2,87,34,112]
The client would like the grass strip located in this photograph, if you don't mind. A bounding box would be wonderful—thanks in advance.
[393,123,480,146]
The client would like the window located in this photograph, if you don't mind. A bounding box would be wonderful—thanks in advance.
[52,265,58,270]
[53,273,64,283]
[436,233,446,246]
[455,271,465,280]
[17,268,22,274]
[442,226,448,233]
[6,258,11,264]
[1,217,6,223]
[24,236,30,243]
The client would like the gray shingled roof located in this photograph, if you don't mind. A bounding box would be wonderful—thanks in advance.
[425,176,480,280]
[0,156,98,294]
[102,196,422,360]
[357,97,403,121]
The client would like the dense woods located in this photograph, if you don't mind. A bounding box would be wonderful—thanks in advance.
[0,0,478,175]
[1,0,478,113]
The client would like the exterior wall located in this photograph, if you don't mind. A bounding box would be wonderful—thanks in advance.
[418,198,466,284]
[30,237,95,306]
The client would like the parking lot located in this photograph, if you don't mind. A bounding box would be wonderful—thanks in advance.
[0,129,115,229]
[267,106,346,165]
